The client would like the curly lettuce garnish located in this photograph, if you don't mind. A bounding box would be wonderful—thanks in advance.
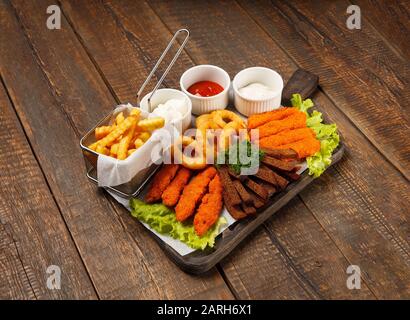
[129,198,226,250]
[291,93,340,178]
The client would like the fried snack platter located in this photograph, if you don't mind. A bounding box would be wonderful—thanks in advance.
[80,68,345,273]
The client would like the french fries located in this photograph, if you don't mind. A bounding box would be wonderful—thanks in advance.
[138,117,165,131]
[87,108,163,160]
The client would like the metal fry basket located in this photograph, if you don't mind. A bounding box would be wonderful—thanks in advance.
[80,29,190,198]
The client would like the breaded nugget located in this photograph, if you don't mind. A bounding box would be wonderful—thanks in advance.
[259,127,315,148]
[257,112,307,138]
[162,167,192,207]
[248,107,298,129]
[145,164,179,203]
[175,166,217,222]
[276,136,321,159]
[194,174,223,236]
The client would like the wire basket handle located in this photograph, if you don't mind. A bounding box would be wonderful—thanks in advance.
[136,29,190,112]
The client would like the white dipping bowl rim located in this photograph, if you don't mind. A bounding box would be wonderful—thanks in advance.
[180,64,231,101]
[233,66,284,102]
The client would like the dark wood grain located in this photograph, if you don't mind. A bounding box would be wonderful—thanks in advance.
[148,0,410,299]
[356,0,410,60]
[60,0,194,103]
[238,0,410,179]
[1,0,233,299]
[0,79,96,299]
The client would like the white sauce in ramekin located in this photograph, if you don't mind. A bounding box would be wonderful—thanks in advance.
[151,99,187,123]
[238,82,276,100]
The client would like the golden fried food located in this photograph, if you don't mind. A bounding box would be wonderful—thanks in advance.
[95,125,113,140]
[247,107,298,129]
[88,108,161,160]
[175,166,217,222]
[275,137,321,159]
[145,164,179,203]
[196,114,220,130]
[212,110,245,129]
[258,127,316,148]
[162,167,192,207]
[95,114,137,148]
[173,136,207,170]
[134,138,144,149]
[137,131,151,142]
[194,174,223,236]
[115,112,125,125]
[95,144,109,155]
[138,117,165,131]
[257,112,307,138]
[117,120,138,160]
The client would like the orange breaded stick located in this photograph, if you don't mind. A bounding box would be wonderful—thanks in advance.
[248,107,298,129]
[194,174,223,236]
[257,112,307,138]
[175,166,217,222]
[162,167,192,207]
[259,127,316,149]
[276,136,321,159]
[145,164,179,203]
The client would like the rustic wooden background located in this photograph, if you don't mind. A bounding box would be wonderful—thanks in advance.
[0,0,409,299]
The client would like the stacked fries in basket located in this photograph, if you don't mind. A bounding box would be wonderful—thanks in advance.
[88,108,165,160]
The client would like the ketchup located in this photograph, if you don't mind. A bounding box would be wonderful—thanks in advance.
[187,81,224,97]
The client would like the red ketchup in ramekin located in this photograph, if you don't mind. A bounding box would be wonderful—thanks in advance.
[187,81,224,97]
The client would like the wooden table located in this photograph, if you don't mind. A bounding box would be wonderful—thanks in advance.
[0,0,409,300]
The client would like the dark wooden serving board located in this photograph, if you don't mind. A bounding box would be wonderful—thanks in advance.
[144,69,345,274]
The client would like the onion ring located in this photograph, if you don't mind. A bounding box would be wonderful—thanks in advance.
[212,110,245,129]
[172,136,207,170]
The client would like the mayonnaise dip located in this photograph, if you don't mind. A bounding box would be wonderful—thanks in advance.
[238,82,276,100]
[151,99,187,123]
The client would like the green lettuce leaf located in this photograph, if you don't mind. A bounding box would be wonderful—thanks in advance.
[129,198,227,250]
[291,93,340,178]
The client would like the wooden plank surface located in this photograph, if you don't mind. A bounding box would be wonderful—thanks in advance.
[237,0,410,179]
[1,0,233,299]
[0,0,409,300]
[356,0,410,60]
[0,79,96,299]
[148,0,410,299]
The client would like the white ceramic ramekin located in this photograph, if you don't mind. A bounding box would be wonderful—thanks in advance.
[140,88,192,133]
[233,67,284,116]
[180,65,230,115]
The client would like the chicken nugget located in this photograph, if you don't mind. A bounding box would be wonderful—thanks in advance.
[162,167,192,207]
[145,164,179,203]
[194,174,223,236]
[175,166,217,222]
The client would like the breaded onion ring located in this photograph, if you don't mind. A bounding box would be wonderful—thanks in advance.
[172,136,207,170]
[212,110,245,129]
